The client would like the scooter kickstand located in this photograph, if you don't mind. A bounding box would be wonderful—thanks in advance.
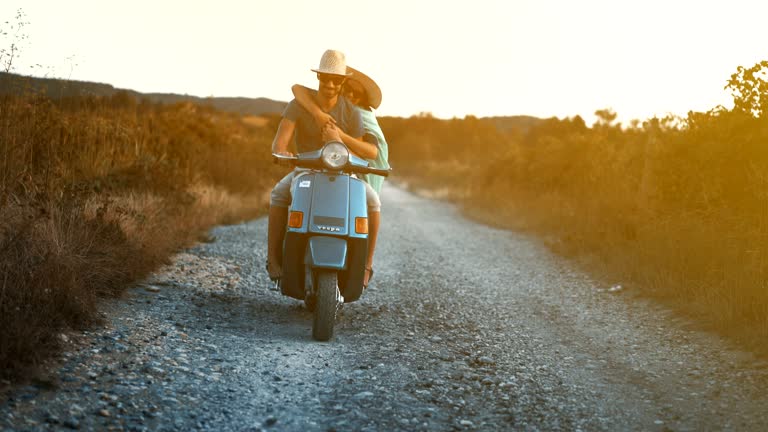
[270,279,281,292]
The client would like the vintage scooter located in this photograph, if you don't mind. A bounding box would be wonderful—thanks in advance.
[273,142,390,341]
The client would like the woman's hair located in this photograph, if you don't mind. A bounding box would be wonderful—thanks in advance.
[347,79,370,109]
[358,92,371,109]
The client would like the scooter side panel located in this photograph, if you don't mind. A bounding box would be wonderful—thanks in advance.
[287,172,314,234]
[340,237,367,302]
[281,231,306,300]
[281,172,315,299]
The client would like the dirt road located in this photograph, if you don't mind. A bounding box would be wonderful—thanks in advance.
[2,184,767,431]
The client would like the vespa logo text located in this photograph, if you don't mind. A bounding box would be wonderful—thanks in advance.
[316,225,341,232]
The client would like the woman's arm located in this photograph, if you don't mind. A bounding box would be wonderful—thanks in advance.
[338,128,379,160]
[320,122,378,159]
[291,84,336,128]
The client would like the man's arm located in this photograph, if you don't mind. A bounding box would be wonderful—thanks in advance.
[291,84,336,128]
[272,118,296,156]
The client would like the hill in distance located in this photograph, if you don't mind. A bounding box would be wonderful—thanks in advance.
[0,72,287,116]
[0,72,542,129]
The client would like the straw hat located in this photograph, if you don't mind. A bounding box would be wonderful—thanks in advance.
[311,49,353,76]
[346,66,383,109]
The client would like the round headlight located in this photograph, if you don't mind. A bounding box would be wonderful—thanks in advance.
[320,142,349,170]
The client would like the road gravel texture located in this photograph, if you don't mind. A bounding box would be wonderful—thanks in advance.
[2,184,768,431]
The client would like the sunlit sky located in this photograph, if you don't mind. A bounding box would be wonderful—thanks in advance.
[1,1,766,123]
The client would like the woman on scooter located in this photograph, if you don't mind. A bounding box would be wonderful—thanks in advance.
[291,66,389,288]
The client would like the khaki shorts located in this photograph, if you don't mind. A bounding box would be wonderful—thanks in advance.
[270,169,381,212]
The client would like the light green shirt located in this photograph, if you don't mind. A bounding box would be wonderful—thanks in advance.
[359,108,390,194]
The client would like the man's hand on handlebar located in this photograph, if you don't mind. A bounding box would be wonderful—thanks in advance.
[273,151,296,166]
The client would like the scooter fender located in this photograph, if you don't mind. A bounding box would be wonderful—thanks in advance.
[306,236,347,270]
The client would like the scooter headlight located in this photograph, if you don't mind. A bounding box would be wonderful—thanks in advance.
[320,142,349,170]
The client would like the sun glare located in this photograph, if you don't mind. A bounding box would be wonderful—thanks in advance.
[1,0,766,122]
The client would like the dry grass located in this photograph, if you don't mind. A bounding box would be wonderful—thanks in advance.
[242,115,271,128]
[0,90,282,378]
[384,67,768,353]
[459,116,768,349]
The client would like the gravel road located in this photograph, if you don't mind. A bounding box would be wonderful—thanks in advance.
[2,184,768,431]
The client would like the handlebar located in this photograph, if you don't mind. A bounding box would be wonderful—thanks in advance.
[356,166,392,177]
[272,153,391,177]
[272,153,298,163]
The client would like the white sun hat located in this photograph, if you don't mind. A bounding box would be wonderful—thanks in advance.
[311,49,353,76]
[346,66,383,109]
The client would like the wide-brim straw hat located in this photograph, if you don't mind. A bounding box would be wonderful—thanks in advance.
[311,49,353,76]
[346,66,382,110]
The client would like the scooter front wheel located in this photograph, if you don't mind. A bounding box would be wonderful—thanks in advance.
[312,271,339,341]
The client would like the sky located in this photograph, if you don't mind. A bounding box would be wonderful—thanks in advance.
[1,0,766,123]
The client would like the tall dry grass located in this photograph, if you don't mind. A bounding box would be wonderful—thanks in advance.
[0,90,283,378]
[383,62,768,350]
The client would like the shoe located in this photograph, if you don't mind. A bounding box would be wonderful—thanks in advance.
[266,259,282,291]
[363,266,374,289]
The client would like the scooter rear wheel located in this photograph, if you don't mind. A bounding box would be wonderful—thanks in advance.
[312,271,339,341]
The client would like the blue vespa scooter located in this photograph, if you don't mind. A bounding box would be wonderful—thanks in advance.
[273,141,390,341]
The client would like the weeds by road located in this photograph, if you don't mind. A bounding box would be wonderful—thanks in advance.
[0,87,283,378]
[382,60,768,354]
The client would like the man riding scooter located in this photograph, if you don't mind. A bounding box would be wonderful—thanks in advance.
[267,49,381,288]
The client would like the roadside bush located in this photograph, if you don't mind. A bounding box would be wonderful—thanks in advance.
[0,91,282,378]
[385,61,768,350]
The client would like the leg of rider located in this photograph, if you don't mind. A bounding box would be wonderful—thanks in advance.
[267,171,295,279]
[365,210,380,286]
[363,181,382,287]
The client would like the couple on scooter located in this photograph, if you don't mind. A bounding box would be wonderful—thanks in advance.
[267,49,390,289]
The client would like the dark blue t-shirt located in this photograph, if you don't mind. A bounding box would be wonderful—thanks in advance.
[282,95,364,154]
